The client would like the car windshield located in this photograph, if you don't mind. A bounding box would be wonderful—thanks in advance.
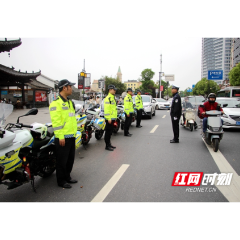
[154,98,166,102]
[217,99,240,108]
[133,95,150,102]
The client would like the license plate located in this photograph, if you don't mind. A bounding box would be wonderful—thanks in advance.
[236,121,240,125]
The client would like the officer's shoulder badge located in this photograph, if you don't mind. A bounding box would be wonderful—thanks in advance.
[175,99,178,103]
[62,103,66,106]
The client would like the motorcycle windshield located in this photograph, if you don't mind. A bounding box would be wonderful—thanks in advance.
[0,103,13,127]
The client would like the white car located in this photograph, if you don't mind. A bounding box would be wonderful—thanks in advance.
[132,95,156,119]
[216,97,240,129]
[153,98,171,110]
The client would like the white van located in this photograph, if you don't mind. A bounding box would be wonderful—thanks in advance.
[217,86,240,98]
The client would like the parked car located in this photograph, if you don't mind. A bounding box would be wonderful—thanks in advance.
[167,98,173,107]
[132,95,156,119]
[216,97,240,129]
[153,98,171,110]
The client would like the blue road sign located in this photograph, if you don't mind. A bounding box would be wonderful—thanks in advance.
[192,85,195,89]
[187,89,192,92]
[208,70,223,80]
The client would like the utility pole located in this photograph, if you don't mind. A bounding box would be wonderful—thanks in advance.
[159,54,162,98]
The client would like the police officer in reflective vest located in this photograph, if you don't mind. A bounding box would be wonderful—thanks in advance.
[170,85,182,143]
[104,84,117,151]
[124,88,134,136]
[49,79,78,188]
[135,89,143,128]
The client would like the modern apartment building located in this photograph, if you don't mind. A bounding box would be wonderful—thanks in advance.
[230,38,240,69]
[201,38,232,85]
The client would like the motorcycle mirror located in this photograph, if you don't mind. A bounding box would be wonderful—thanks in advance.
[17,108,38,123]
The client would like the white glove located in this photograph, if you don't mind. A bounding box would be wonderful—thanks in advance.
[174,117,178,120]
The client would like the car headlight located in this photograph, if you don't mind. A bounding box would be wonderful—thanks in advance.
[222,114,228,118]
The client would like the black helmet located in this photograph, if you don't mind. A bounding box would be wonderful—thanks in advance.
[108,84,117,91]
[136,89,141,93]
[208,93,216,103]
[127,88,133,92]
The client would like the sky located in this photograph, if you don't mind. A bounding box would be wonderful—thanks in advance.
[0,37,202,91]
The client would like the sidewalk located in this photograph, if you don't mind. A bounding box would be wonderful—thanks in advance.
[5,107,51,126]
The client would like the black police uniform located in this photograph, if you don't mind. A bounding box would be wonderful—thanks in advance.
[170,92,182,142]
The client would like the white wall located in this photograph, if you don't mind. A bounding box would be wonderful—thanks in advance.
[36,75,55,88]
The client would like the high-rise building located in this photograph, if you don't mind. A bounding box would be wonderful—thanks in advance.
[230,38,240,69]
[117,66,122,82]
[201,38,232,85]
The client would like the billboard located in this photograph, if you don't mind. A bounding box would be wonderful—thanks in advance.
[35,91,47,102]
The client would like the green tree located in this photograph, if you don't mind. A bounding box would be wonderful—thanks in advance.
[104,76,126,95]
[164,86,172,98]
[229,63,240,86]
[192,78,220,96]
[139,68,155,95]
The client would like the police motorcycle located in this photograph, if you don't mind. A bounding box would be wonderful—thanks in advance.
[75,104,92,145]
[199,105,224,152]
[0,105,57,191]
[112,105,125,133]
[180,99,198,131]
[83,103,106,140]
[117,103,136,130]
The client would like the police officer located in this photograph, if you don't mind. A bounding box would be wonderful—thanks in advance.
[104,84,117,151]
[49,79,78,188]
[135,89,143,128]
[170,85,182,143]
[124,88,134,136]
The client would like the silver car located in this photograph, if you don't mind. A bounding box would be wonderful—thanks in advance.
[132,95,156,119]
[153,98,171,110]
[216,97,240,129]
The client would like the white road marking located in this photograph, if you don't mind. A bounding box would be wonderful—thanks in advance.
[150,125,159,133]
[162,115,166,118]
[203,138,240,202]
[91,164,130,202]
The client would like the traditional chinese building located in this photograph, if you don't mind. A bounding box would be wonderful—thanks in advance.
[0,38,54,108]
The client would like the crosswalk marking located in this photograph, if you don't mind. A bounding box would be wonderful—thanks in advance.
[162,115,166,118]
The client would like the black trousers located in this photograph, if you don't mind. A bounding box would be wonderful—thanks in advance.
[104,120,115,147]
[171,116,180,141]
[136,109,142,126]
[124,113,133,135]
[55,137,75,186]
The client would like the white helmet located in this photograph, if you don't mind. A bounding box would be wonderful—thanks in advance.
[30,122,47,140]
[75,104,83,114]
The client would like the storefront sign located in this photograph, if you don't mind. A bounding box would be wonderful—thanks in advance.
[1,90,8,95]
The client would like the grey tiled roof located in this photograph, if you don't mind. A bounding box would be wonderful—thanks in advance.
[0,38,22,53]
[0,64,41,78]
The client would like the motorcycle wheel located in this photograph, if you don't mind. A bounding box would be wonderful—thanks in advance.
[95,129,104,140]
[212,139,219,152]
[39,158,56,178]
[190,123,193,132]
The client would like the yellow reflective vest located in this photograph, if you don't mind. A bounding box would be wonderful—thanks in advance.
[104,93,117,120]
[124,93,134,114]
[135,94,143,110]
[49,95,77,140]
